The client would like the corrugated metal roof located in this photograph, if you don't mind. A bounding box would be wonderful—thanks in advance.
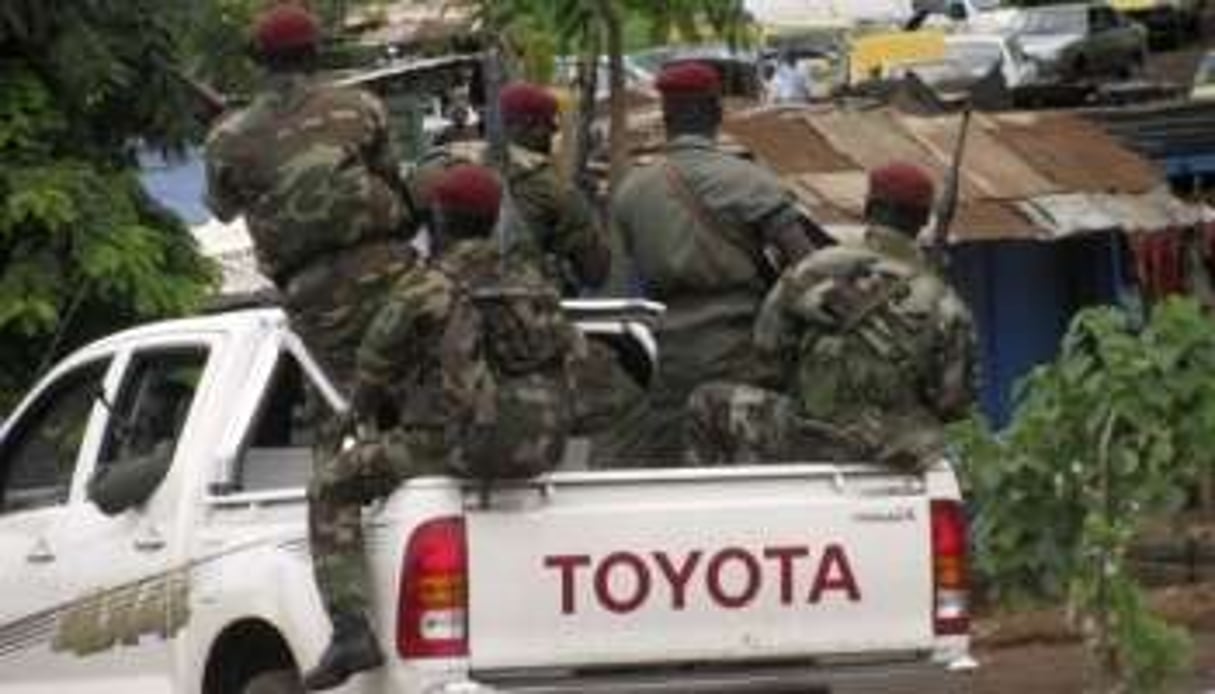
[987,113,1159,194]
[718,105,1198,242]
[722,111,855,174]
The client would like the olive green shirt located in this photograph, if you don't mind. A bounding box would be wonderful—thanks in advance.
[611,134,803,391]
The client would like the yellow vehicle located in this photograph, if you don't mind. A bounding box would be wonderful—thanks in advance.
[849,29,948,83]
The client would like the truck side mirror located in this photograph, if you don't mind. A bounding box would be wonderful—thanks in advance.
[87,443,172,516]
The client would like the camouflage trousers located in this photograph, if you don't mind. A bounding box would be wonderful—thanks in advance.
[281,241,415,617]
[283,240,415,389]
[597,325,773,468]
[686,382,947,470]
[308,424,448,616]
[685,382,864,465]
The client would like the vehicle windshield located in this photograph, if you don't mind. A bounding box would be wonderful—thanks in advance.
[1020,8,1086,35]
[972,0,1003,10]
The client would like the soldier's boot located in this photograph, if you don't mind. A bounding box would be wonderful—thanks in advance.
[302,611,384,691]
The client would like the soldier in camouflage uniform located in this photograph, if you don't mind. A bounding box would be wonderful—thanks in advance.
[312,167,578,688]
[201,6,415,688]
[498,82,610,295]
[355,163,580,486]
[606,62,818,465]
[687,162,977,469]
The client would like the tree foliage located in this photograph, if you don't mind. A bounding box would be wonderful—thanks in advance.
[452,0,752,187]
[952,297,1215,690]
[0,0,217,409]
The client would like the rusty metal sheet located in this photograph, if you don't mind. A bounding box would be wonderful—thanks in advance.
[794,172,870,219]
[990,113,1159,194]
[723,111,856,175]
[952,202,1042,242]
[1019,191,1215,238]
[804,110,944,177]
[898,114,1061,201]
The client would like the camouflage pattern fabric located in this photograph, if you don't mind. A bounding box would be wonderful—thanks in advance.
[711,224,978,469]
[500,145,607,295]
[358,239,582,480]
[205,73,411,285]
[308,425,448,615]
[204,73,417,620]
[284,241,416,390]
[685,383,864,465]
[607,134,802,464]
[286,241,413,618]
[403,141,489,220]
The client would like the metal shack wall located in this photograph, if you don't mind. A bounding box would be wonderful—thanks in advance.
[947,232,1128,426]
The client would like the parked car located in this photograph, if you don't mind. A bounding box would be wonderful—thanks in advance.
[1192,49,1215,99]
[1016,3,1148,82]
[912,0,1023,31]
[945,34,1039,88]
[1109,0,1205,47]
[892,33,1038,99]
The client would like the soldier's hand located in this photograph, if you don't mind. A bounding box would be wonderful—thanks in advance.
[350,383,387,427]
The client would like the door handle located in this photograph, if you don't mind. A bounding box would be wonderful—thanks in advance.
[133,526,166,552]
[26,538,55,564]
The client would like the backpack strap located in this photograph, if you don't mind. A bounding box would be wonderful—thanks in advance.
[840,272,916,334]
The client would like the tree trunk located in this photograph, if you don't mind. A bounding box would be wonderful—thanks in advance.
[572,25,601,198]
[593,0,627,192]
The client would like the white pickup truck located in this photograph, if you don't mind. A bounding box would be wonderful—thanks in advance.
[0,306,974,693]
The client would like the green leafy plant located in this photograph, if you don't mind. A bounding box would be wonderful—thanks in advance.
[952,297,1215,691]
[1,2,217,410]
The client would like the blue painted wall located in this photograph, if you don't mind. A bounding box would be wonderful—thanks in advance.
[947,232,1128,426]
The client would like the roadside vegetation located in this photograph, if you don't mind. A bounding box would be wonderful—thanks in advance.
[0,2,221,410]
[952,297,1215,691]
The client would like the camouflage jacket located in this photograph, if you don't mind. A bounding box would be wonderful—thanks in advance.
[754,225,977,428]
[500,145,607,294]
[204,73,410,284]
[355,240,581,428]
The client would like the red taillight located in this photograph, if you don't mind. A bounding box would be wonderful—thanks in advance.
[398,516,468,659]
[930,499,969,636]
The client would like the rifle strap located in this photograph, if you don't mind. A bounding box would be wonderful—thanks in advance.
[662,160,773,285]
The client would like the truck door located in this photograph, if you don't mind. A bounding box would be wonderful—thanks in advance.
[43,344,212,692]
[0,357,113,689]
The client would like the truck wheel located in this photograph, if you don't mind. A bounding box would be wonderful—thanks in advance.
[242,669,303,694]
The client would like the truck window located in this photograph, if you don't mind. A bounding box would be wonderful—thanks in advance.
[92,348,208,491]
[1089,6,1116,32]
[0,360,111,513]
[237,351,319,491]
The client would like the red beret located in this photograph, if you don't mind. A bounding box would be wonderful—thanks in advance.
[499,83,558,125]
[430,165,502,219]
[869,162,936,210]
[254,5,320,56]
[655,61,721,97]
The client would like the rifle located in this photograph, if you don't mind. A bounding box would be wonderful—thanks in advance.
[170,68,229,126]
[928,107,972,269]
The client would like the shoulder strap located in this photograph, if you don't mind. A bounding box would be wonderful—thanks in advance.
[662,159,775,284]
